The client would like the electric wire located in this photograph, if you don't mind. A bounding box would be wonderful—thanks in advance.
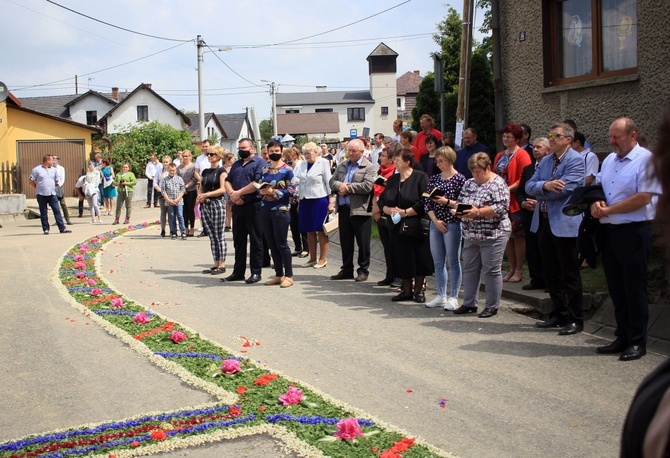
[45,0,192,42]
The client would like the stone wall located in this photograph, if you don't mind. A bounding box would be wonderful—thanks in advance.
[498,0,670,152]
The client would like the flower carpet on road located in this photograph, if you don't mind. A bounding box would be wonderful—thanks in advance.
[0,223,453,458]
[0,223,451,458]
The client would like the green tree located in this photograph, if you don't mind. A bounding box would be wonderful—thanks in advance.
[259,119,274,144]
[107,121,193,177]
[467,47,496,151]
[433,7,462,92]
[411,73,440,131]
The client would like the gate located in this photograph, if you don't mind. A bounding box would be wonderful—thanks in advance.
[17,140,87,198]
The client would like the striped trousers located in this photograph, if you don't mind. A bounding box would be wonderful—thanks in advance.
[201,198,227,262]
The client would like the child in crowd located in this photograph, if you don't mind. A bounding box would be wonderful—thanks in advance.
[160,163,186,239]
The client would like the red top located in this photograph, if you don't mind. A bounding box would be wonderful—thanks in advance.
[413,128,443,162]
[493,147,531,214]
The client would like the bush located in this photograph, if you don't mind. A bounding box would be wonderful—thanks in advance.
[106,121,194,177]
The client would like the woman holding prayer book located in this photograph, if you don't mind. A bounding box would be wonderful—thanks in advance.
[423,146,466,310]
[444,152,511,318]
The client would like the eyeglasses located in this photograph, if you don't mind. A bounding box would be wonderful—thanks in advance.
[548,133,566,139]
[436,159,449,164]
[206,153,217,157]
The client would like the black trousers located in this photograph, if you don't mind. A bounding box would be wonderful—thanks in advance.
[231,202,263,277]
[289,201,308,252]
[538,215,583,323]
[524,222,544,286]
[146,179,158,206]
[377,219,394,281]
[601,223,652,346]
[337,206,371,275]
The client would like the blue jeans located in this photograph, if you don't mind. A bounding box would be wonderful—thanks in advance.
[36,194,66,232]
[167,204,185,235]
[429,222,462,298]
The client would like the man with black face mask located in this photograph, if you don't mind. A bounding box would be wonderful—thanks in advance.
[222,138,266,284]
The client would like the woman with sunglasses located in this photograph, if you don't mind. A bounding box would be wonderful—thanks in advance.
[196,146,228,275]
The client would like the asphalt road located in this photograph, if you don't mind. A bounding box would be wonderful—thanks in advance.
[0,206,665,457]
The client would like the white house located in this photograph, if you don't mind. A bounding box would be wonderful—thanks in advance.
[275,43,399,140]
[98,83,191,134]
[186,112,256,152]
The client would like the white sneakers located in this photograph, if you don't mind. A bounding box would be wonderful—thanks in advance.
[425,296,447,308]
[445,297,459,311]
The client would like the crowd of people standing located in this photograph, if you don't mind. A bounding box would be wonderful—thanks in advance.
[31,113,661,360]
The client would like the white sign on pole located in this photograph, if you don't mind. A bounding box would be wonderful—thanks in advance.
[455,121,465,148]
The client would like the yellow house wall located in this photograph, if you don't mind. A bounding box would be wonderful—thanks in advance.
[0,101,8,164]
[0,103,96,164]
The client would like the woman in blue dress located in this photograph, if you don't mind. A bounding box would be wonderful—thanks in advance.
[101,158,117,216]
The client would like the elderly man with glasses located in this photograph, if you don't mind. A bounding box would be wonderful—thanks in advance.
[328,138,378,282]
[526,123,585,336]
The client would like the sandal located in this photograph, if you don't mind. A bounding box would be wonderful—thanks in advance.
[503,271,514,282]
[508,270,524,283]
[211,267,226,275]
[202,267,217,274]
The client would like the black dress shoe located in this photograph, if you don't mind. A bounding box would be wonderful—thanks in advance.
[355,273,369,282]
[453,306,478,315]
[330,271,354,280]
[536,316,563,328]
[558,322,583,335]
[522,283,545,291]
[392,292,414,302]
[596,340,629,354]
[377,278,394,286]
[478,307,498,318]
[197,231,208,238]
[245,274,261,284]
[619,345,646,361]
[414,292,426,303]
[222,274,245,282]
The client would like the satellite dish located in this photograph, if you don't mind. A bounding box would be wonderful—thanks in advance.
[0,82,8,103]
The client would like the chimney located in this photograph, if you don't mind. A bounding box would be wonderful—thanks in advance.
[316,86,327,92]
[146,83,152,90]
[414,70,420,76]
[111,87,119,101]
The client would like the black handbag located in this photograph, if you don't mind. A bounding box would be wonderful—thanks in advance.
[399,217,429,238]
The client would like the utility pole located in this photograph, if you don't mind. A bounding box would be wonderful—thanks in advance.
[75,75,78,95]
[456,0,475,131]
[491,0,504,153]
[262,80,278,138]
[432,54,445,134]
[196,35,206,144]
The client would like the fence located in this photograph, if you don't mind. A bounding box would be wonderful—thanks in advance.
[0,162,20,194]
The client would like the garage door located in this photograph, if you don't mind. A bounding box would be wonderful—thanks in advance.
[18,140,87,198]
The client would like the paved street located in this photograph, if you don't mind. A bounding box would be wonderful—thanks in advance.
[0,204,665,457]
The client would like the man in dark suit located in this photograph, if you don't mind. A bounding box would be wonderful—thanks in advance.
[454,128,492,179]
[526,123,585,335]
[516,137,551,291]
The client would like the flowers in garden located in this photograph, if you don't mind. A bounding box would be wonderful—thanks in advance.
[333,418,365,440]
[74,255,85,262]
[91,288,102,296]
[110,298,124,309]
[76,272,86,279]
[253,373,279,386]
[133,312,152,324]
[150,429,167,441]
[221,358,241,374]
[278,386,304,406]
[169,331,188,344]
[86,279,96,286]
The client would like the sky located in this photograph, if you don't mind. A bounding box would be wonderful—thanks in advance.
[1,0,488,121]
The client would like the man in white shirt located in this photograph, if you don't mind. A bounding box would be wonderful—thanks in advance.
[390,119,403,142]
[370,133,384,165]
[52,156,72,225]
[591,117,661,361]
[145,154,161,208]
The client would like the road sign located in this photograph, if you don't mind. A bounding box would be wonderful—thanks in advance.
[0,82,8,103]
[349,129,357,138]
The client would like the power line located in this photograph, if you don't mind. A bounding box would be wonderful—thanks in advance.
[227,32,431,49]
[13,41,190,91]
[224,0,413,49]
[45,0,192,42]
[204,44,262,87]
